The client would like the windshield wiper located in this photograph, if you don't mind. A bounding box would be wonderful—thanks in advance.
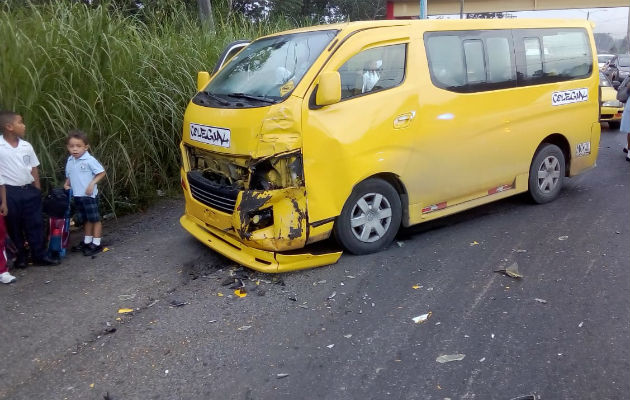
[202,91,231,106]
[228,92,276,104]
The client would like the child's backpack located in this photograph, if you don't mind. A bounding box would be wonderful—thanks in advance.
[44,188,72,261]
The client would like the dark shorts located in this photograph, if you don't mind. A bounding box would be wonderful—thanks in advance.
[74,196,101,223]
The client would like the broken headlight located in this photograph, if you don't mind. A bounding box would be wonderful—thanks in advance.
[249,151,304,190]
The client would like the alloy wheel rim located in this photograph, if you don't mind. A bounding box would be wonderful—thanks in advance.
[537,155,561,193]
[349,192,392,243]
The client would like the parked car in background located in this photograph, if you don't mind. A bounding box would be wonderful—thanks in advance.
[600,71,624,129]
[602,54,630,82]
[598,53,614,70]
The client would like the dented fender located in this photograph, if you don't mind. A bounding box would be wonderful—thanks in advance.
[232,187,308,251]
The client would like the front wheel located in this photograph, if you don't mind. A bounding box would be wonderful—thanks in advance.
[334,179,402,255]
[608,121,620,130]
[528,143,566,204]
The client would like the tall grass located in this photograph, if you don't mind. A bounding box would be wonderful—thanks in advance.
[0,1,293,214]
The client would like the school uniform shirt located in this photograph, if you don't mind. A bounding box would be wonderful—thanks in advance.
[65,152,105,198]
[0,136,39,186]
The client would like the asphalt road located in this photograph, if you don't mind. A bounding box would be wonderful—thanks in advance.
[1,125,628,400]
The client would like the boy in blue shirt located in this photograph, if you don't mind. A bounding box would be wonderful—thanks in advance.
[63,130,106,257]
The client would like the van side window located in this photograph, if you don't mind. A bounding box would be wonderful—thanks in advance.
[542,31,591,77]
[426,35,466,88]
[464,40,485,83]
[515,28,592,85]
[426,31,515,92]
[523,37,543,80]
[338,44,406,100]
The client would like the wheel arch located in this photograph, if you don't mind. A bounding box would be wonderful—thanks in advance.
[537,134,571,176]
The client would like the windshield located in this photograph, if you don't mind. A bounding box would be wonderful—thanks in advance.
[200,30,338,107]
[619,55,630,68]
[599,72,612,87]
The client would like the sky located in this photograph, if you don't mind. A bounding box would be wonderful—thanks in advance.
[431,7,629,39]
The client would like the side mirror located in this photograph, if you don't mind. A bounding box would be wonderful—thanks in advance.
[316,71,341,106]
[197,71,211,92]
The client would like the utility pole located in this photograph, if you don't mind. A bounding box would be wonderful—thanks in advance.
[419,0,427,19]
[197,0,215,33]
[459,0,464,19]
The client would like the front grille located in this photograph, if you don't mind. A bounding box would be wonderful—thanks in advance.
[187,171,239,214]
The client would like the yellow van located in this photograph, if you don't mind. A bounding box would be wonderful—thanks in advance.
[180,19,600,273]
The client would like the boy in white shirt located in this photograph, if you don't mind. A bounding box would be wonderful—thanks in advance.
[64,130,106,257]
[0,110,57,268]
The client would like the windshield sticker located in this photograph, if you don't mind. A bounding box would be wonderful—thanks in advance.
[190,123,231,148]
[280,80,295,97]
[551,88,588,106]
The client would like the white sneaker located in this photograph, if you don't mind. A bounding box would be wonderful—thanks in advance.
[0,272,17,284]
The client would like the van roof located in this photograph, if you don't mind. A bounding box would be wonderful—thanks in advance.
[262,18,593,38]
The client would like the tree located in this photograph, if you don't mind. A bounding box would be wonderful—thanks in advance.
[197,0,216,32]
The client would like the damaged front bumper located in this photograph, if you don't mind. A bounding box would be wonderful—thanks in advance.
[180,164,341,272]
[180,212,341,273]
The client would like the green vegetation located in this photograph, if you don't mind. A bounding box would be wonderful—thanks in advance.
[0,1,293,214]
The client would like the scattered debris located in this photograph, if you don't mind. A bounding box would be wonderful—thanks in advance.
[491,333,495,339]
[44,280,51,284]
[221,277,235,286]
[479,357,486,362]
[346,275,356,279]
[117,308,133,314]
[396,241,405,247]
[534,298,547,304]
[288,295,297,301]
[169,300,188,308]
[411,284,421,290]
[343,334,352,338]
[103,326,117,335]
[436,354,465,363]
[509,393,540,400]
[327,291,337,300]
[237,325,252,331]
[470,241,480,246]
[234,289,247,298]
[208,320,217,323]
[513,249,527,253]
[558,236,568,241]
[313,280,327,285]
[578,321,584,328]
[102,247,110,253]
[326,344,335,349]
[298,304,309,309]
[147,299,159,308]
[217,292,224,297]
[494,262,523,279]
[412,312,432,324]
[276,373,289,379]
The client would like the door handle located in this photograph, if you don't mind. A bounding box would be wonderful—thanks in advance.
[394,111,416,128]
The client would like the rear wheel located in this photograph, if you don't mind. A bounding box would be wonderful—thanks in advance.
[528,143,566,204]
[334,179,402,255]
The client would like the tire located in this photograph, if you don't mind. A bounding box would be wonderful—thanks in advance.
[528,143,566,204]
[608,121,620,130]
[334,179,402,255]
